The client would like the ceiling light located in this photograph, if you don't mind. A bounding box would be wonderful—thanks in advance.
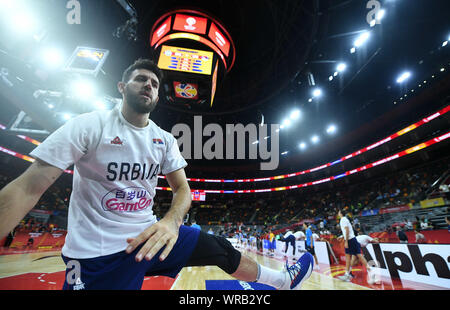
[396,71,411,83]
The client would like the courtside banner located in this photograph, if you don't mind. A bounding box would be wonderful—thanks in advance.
[420,198,445,208]
[362,243,450,288]
[378,204,412,214]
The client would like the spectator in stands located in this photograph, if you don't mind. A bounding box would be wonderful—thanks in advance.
[404,218,413,231]
[190,221,201,231]
[420,220,431,230]
[396,226,409,243]
[414,230,427,243]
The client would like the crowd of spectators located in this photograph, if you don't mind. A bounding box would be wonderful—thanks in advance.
[1,154,448,248]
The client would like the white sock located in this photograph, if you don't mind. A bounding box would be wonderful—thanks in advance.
[256,264,286,289]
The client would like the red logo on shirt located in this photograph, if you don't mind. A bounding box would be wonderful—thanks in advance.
[111,136,123,145]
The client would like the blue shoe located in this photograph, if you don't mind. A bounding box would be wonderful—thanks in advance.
[280,252,314,290]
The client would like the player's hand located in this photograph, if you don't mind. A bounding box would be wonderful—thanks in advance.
[125,218,179,263]
[344,241,348,248]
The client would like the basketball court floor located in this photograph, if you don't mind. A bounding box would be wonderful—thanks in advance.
[0,246,444,290]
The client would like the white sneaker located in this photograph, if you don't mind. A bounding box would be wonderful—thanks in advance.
[278,253,314,290]
[338,274,352,282]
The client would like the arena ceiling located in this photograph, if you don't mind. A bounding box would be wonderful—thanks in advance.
[0,0,449,177]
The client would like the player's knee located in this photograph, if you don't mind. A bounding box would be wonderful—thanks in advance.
[212,235,241,274]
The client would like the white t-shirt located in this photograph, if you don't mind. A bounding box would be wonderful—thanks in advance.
[293,231,305,240]
[312,233,320,241]
[339,216,355,240]
[356,235,373,247]
[30,106,187,258]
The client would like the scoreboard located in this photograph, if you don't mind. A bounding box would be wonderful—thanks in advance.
[158,45,213,75]
[149,9,235,109]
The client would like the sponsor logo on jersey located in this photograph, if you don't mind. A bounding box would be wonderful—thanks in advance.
[101,186,152,212]
[111,136,123,145]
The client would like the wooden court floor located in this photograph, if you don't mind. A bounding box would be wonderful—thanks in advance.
[0,247,374,290]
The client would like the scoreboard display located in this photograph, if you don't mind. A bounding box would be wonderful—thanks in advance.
[150,9,235,108]
[157,45,214,75]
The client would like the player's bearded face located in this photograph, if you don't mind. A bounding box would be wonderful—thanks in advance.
[123,69,160,114]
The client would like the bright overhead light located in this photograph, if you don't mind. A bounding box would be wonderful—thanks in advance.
[10,11,39,34]
[281,151,289,155]
[396,71,411,83]
[62,113,72,121]
[312,88,322,98]
[350,47,356,54]
[329,76,334,81]
[289,109,300,120]
[71,80,95,99]
[376,9,386,21]
[443,41,448,47]
[311,135,320,144]
[354,31,370,48]
[282,119,292,127]
[326,124,337,134]
[42,48,64,69]
[299,142,307,150]
[337,63,347,72]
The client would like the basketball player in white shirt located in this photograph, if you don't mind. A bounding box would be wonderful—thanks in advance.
[337,210,371,282]
[0,59,313,290]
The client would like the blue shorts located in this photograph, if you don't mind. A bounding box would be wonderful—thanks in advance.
[61,225,200,290]
[345,237,361,255]
[269,240,276,250]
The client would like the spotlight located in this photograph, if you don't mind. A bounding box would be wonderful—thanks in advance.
[396,71,411,83]
[337,63,347,72]
[326,124,337,134]
[71,80,95,99]
[299,142,307,150]
[312,88,322,98]
[282,119,292,128]
[289,109,301,120]
[354,31,370,48]
[62,113,72,121]
[311,135,320,144]
[376,9,386,21]
[41,48,64,69]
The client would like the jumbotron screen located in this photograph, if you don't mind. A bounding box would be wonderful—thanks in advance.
[157,45,213,75]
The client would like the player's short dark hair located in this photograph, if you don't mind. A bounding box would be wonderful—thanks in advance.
[122,58,164,83]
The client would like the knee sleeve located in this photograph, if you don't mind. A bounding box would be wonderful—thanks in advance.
[186,231,241,274]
